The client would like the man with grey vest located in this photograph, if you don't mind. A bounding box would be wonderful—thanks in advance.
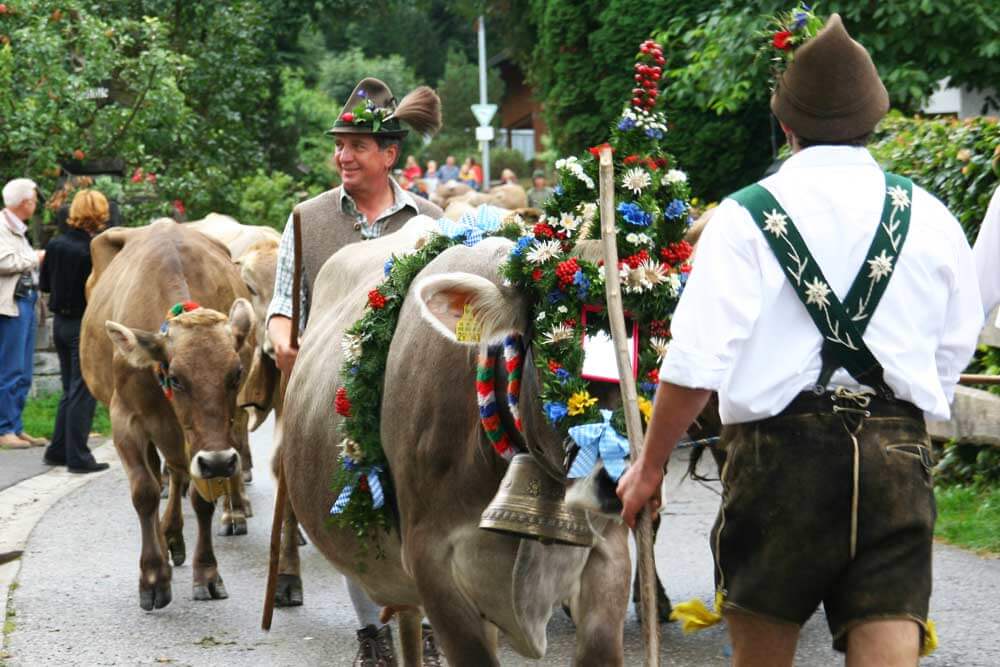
[266,78,443,667]
[618,13,982,666]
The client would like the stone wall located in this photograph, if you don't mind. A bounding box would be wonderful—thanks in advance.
[31,305,61,397]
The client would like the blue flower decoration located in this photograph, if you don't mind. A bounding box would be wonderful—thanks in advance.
[511,235,534,258]
[350,365,360,375]
[554,184,565,196]
[555,368,571,383]
[640,382,657,394]
[544,401,569,424]
[573,270,590,299]
[383,258,394,277]
[664,199,688,220]
[618,202,652,227]
[547,290,564,304]
[793,11,808,29]
[618,117,636,131]
[357,89,368,98]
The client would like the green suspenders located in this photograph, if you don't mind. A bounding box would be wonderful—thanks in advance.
[729,173,914,397]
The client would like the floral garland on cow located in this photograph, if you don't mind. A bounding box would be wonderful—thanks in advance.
[500,39,695,477]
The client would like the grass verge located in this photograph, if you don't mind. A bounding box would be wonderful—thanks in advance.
[934,483,1000,555]
[21,393,110,441]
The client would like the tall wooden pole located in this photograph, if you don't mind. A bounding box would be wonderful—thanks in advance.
[598,147,660,664]
[262,206,302,631]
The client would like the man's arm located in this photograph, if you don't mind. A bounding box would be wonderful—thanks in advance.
[617,383,712,528]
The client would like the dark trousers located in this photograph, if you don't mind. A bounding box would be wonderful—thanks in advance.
[0,291,37,435]
[44,314,98,467]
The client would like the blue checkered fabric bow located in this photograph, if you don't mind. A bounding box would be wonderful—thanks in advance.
[330,465,385,515]
[436,205,505,246]
[568,410,630,482]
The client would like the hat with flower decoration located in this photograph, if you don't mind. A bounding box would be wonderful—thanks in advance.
[770,13,889,142]
[328,77,442,139]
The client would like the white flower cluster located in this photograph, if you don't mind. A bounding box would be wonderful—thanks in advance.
[662,169,687,186]
[558,212,581,234]
[339,438,363,463]
[622,167,652,195]
[619,107,668,136]
[620,259,669,293]
[341,333,363,363]
[526,239,563,264]
[626,232,654,246]
[555,156,595,189]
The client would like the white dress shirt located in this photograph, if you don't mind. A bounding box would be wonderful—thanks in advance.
[662,146,983,423]
[972,185,1000,317]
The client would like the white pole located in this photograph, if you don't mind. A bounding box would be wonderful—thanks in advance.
[477,15,491,189]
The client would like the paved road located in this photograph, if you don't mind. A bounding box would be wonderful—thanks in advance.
[3,417,998,665]
[0,436,107,492]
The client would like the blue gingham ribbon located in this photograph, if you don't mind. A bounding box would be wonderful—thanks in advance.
[330,465,385,515]
[567,409,630,482]
[436,205,505,246]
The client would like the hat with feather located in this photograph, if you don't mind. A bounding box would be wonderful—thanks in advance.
[328,78,442,139]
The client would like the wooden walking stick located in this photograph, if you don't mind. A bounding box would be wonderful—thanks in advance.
[959,374,1000,385]
[262,206,303,631]
[597,146,660,664]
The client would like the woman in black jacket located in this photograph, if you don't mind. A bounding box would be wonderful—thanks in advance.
[39,189,110,473]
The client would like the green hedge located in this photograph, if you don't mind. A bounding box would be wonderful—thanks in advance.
[870,112,1000,243]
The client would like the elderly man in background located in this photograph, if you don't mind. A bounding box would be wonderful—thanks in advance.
[0,178,47,449]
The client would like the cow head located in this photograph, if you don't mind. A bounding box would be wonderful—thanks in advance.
[105,299,255,482]
[234,239,280,429]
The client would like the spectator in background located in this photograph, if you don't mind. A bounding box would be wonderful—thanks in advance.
[402,154,423,184]
[47,175,123,237]
[500,168,518,185]
[437,155,460,183]
[527,169,554,209]
[461,156,483,190]
[40,190,110,473]
[0,178,46,450]
[423,159,440,195]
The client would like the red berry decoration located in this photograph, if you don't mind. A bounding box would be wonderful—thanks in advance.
[531,268,543,281]
[533,222,555,239]
[368,289,387,309]
[555,258,580,287]
[341,112,354,122]
[548,359,562,373]
[335,387,352,417]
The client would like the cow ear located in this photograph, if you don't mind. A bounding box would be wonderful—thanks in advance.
[105,321,167,368]
[415,272,527,346]
[228,298,255,351]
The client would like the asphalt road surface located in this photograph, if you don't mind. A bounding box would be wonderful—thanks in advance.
[4,416,998,665]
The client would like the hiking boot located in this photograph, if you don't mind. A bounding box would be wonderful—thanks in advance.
[17,431,48,447]
[0,433,31,449]
[422,624,444,666]
[354,624,396,667]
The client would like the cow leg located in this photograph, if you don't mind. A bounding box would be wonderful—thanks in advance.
[397,610,423,667]
[161,463,187,567]
[570,522,630,667]
[274,502,303,606]
[111,405,172,611]
[191,486,228,601]
[415,561,499,666]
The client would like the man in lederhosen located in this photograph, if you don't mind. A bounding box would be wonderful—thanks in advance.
[267,78,443,667]
[617,14,983,666]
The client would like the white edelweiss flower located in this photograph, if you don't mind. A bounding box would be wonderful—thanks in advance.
[650,336,670,362]
[626,232,640,244]
[559,212,581,232]
[804,277,831,310]
[622,167,652,196]
[526,239,563,265]
[557,305,568,314]
[341,334,363,363]
[542,323,575,345]
[867,250,894,281]
[638,259,669,289]
[763,209,788,236]
[635,233,653,246]
[888,185,910,210]
[662,169,688,185]
[536,310,548,322]
[339,438,363,463]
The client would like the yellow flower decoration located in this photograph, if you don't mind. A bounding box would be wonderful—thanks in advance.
[567,391,598,416]
[638,396,653,423]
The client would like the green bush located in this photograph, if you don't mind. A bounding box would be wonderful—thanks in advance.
[236,170,304,231]
[935,440,1000,486]
[870,113,1000,243]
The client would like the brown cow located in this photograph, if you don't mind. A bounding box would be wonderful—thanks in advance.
[278,228,630,665]
[81,220,255,610]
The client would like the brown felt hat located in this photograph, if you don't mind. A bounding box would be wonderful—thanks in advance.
[770,14,889,142]
[328,77,441,139]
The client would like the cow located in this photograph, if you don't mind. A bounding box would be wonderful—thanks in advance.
[277,223,630,665]
[81,220,256,610]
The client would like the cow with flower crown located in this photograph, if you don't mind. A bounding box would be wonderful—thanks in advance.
[275,39,711,664]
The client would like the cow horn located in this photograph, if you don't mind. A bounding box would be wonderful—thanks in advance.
[479,453,594,547]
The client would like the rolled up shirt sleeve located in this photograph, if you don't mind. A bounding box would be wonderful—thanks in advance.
[266,212,308,330]
[660,200,763,391]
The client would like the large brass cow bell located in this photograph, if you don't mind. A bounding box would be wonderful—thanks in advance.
[480,454,594,547]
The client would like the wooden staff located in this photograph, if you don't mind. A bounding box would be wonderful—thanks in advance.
[262,206,302,631]
[598,146,660,664]
[959,374,1000,386]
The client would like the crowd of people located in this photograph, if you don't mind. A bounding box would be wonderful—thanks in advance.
[394,153,547,201]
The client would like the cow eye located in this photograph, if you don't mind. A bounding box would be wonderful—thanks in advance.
[246,284,258,297]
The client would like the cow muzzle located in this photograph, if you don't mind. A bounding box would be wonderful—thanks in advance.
[480,453,594,547]
[191,449,240,480]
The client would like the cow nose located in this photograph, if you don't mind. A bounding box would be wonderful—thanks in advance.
[192,449,240,480]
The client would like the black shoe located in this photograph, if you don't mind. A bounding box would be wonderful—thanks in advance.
[68,461,110,474]
[43,456,66,466]
[354,624,396,667]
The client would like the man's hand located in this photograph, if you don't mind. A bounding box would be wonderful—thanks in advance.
[617,457,664,529]
[267,315,298,375]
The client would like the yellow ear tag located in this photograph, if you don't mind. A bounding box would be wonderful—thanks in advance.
[455,304,482,343]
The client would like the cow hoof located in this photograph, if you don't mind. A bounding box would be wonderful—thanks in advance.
[139,582,172,611]
[167,537,186,567]
[193,576,228,601]
[217,514,248,537]
[274,574,303,607]
[243,469,253,484]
